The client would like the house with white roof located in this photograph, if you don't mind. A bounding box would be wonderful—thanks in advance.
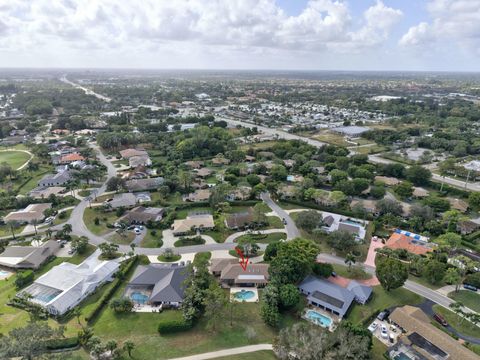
[19,254,119,315]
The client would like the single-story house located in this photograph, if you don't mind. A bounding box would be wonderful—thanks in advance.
[4,203,52,224]
[448,198,469,213]
[105,193,138,209]
[212,157,230,166]
[332,126,370,137]
[119,148,148,159]
[299,275,372,319]
[194,168,212,178]
[457,220,480,235]
[225,209,255,230]
[126,264,189,307]
[0,240,60,269]
[389,306,478,360]
[385,230,435,256]
[412,187,429,198]
[171,214,215,236]
[278,185,298,199]
[129,155,152,168]
[19,255,119,315]
[183,189,211,202]
[226,186,252,201]
[29,186,66,199]
[183,160,204,169]
[38,170,72,187]
[57,153,85,165]
[283,159,296,168]
[125,177,164,192]
[212,259,269,287]
[320,212,367,242]
[374,176,401,186]
[118,206,164,224]
[350,199,377,214]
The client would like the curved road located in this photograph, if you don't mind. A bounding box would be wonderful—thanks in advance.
[260,193,300,239]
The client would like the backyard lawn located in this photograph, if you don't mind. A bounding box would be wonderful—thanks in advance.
[448,290,480,313]
[371,337,388,360]
[235,232,286,244]
[348,286,423,325]
[0,150,31,169]
[140,230,163,248]
[89,281,294,360]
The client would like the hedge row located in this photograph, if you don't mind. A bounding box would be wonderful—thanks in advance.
[428,181,469,198]
[172,200,259,211]
[280,199,363,219]
[85,256,138,323]
[45,337,79,350]
[158,318,192,334]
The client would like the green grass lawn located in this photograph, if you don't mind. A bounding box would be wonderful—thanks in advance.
[108,231,136,245]
[348,286,423,325]
[235,232,286,244]
[229,250,264,258]
[52,208,73,226]
[83,207,119,235]
[78,189,91,197]
[215,351,277,360]
[433,305,480,338]
[266,216,283,229]
[157,254,182,262]
[371,337,388,360]
[15,165,53,195]
[174,237,206,247]
[0,150,31,169]
[140,230,163,248]
[409,274,445,290]
[0,224,26,237]
[90,280,291,360]
[331,264,372,280]
[448,290,480,313]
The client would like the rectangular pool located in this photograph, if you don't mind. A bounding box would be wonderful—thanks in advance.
[305,309,332,328]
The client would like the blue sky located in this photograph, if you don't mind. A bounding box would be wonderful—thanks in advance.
[0,0,479,71]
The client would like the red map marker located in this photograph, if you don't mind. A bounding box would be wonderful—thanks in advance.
[235,247,249,271]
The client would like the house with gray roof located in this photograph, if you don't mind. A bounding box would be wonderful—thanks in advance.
[0,240,60,269]
[38,170,72,187]
[346,280,372,304]
[118,206,164,225]
[105,193,137,209]
[125,177,164,192]
[298,275,371,319]
[126,264,190,307]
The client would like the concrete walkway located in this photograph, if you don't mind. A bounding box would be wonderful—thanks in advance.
[167,344,273,360]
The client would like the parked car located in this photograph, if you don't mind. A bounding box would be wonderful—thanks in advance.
[463,283,478,292]
[433,313,448,327]
[68,249,76,255]
[138,225,144,230]
[44,216,55,224]
[377,310,390,321]
[368,322,378,333]
[282,218,287,225]
[331,271,337,277]
[134,228,141,235]
[127,225,135,230]
[380,325,388,338]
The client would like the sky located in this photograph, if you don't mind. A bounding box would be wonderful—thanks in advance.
[0,0,479,71]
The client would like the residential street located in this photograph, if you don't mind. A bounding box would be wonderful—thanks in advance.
[167,344,273,360]
[260,192,300,239]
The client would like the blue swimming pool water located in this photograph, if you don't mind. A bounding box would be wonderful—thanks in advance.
[131,292,149,304]
[394,353,412,360]
[305,310,332,328]
[233,290,255,301]
[34,293,57,303]
[0,270,10,276]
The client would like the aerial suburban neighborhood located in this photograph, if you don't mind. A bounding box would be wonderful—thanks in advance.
[1,1,480,360]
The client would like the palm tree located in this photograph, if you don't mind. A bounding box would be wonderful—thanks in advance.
[7,220,19,240]
[31,219,38,235]
[449,301,465,325]
[62,223,73,235]
[123,340,135,358]
[45,228,53,239]
[345,252,356,271]
[72,307,82,326]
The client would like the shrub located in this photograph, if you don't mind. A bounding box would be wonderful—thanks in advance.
[15,270,34,288]
[312,263,333,278]
[158,318,192,334]
[45,337,79,350]
[465,272,480,288]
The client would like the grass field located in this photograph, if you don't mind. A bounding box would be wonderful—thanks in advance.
[0,150,31,169]
[433,305,480,337]
[371,337,388,360]
[448,290,480,313]
[215,351,277,360]
[331,263,372,280]
[348,286,423,325]
[83,207,119,235]
[140,230,163,248]
[235,232,286,244]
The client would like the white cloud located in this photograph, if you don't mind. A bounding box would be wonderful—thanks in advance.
[0,0,402,58]
[400,0,480,52]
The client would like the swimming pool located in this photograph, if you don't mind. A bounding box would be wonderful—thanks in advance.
[0,270,10,276]
[33,293,58,303]
[394,353,413,360]
[131,292,149,304]
[305,310,332,328]
[233,289,255,301]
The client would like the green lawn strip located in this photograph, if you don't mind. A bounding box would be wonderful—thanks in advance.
[214,351,277,360]
[52,208,73,226]
[0,224,26,237]
[371,337,388,360]
[83,207,119,235]
[15,165,53,194]
[331,264,372,280]
[108,232,136,245]
[174,237,206,247]
[194,252,212,264]
[91,281,283,360]
[408,274,444,290]
[448,290,480,313]
[432,305,480,338]
[140,230,163,248]
[348,286,423,325]
[235,232,286,245]
[157,254,182,262]
[78,190,91,197]
[266,216,283,228]
[229,250,264,258]
[0,150,31,169]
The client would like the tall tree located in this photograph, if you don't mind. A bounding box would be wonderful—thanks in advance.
[203,283,227,332]
[375,256,408,291]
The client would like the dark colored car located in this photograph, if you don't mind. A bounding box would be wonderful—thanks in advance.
[377,309,391,321]
[463,283,478,292]
[433,313,448,327]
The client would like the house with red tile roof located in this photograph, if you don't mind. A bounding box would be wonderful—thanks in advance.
[385,232,436,256]
[58,153,85,164]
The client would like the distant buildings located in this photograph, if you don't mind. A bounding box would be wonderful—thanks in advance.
[332,126,370,137]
